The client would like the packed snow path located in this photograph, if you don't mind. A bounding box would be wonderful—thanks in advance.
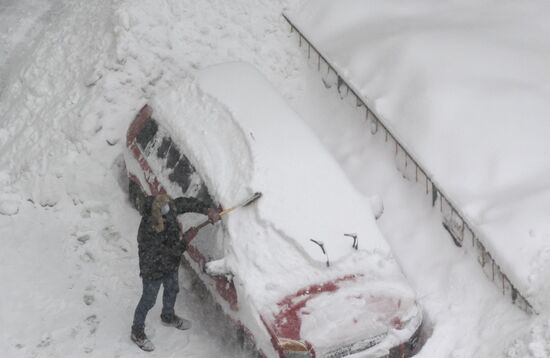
[0,0,548,357]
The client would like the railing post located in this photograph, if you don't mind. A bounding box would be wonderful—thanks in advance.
[431,183,437,207]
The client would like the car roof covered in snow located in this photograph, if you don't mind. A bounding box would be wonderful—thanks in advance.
[151,61,415,313]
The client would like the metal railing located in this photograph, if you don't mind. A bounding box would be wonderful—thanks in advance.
[282,13,534,314]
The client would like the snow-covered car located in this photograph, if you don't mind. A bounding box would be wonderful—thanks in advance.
[124,62,422,358]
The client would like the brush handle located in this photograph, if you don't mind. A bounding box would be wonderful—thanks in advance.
[195,219,211,231]
[192,192,262,232]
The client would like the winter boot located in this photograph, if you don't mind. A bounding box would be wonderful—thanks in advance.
[131,328,155,352]
[160,313,192,330]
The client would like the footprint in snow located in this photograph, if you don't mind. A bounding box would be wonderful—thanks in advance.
[83,285,96,305]
[83,293,95,306]
[77,234,91,244]
[85,314,99,335]
[36,335,52,348]
[102,226,121,241]
[80,251,95,263]
[101,226,129,253]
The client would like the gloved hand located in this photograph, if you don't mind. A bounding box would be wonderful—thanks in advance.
[182,227,198,242]
[207,207,222,224]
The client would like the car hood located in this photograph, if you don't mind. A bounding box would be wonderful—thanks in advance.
[263,274,421,356]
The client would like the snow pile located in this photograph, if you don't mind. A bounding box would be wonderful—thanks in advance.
[0,0,113,208]
[0,0,52,89]
[506,316,550,358]
[112,0,305,100]
[292,0,550,311]
[0,0,309,206]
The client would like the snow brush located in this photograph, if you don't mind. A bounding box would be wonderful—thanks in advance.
[195,192,262,230]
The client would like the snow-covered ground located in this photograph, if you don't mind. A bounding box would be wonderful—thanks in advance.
[0,0,549,357]
[0,0,52,91]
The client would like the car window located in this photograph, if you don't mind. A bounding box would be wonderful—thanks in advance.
[166,145,180,169]
[157,137,171,159]
[136,118,158,152]
[196,183,215,208]
[169,159,192,192]
[163,140,215,204]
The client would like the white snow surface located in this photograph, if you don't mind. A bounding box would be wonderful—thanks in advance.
[1,0,549,356]
[292,0,550,313]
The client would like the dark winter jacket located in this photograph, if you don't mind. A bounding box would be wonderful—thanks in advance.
[137,195,209,280]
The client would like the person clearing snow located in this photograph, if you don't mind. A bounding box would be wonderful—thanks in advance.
[131,193,222,351]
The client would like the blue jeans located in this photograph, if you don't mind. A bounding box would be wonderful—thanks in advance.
[132,270,180,332]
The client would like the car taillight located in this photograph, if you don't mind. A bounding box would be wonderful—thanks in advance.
[279,338,313,358]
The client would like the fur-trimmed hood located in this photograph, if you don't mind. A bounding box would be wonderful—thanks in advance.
[151,193,174,233]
